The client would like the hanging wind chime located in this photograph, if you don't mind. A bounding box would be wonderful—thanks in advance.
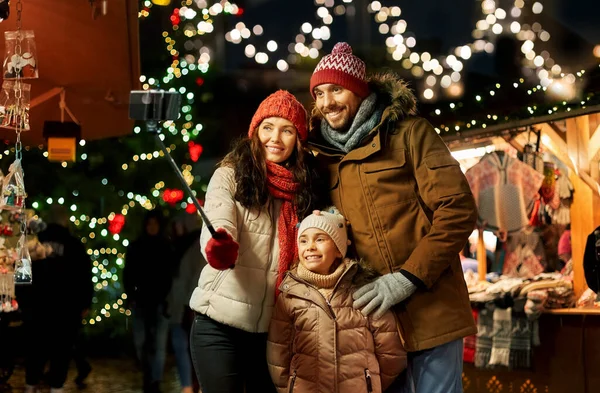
[0,0,38,312]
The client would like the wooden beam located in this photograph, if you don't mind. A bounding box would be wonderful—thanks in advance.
[539,122,600,196]
[588,123,600,161]
[442,104,600,143]
[477,229,487,281]
[30,87,64,109]
[566,117,594,299]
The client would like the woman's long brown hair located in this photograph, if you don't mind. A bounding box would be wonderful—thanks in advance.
[220,129,326,219]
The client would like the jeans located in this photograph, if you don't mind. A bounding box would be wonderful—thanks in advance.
[132,304,169,387]
[386,339,464,393]
[171,323,192,388]
[190,313,276,393]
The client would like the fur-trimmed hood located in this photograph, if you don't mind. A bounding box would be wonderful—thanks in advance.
[309,71,417,138]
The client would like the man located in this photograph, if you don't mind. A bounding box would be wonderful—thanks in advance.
[308,42,478,392]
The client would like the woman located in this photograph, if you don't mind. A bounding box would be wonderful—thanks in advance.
[189,90,327,393]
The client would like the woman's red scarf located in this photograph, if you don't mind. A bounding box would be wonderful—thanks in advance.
[266,161,300,298]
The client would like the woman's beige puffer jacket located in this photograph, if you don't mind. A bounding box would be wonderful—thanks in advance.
[267,259,407,393]
[190,166,282,333]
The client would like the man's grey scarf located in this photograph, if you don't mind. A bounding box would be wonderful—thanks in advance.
[320,93,383,153]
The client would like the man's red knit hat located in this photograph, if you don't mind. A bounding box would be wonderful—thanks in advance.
[248,90,308,142]
[310,42,369,99]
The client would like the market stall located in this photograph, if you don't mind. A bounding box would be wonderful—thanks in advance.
[442,106,600,392]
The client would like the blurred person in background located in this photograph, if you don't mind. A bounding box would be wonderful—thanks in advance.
[23,206,93,393]
[124,210,173,393]
[168,214,205,393]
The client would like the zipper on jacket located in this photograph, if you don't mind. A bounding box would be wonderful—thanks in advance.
[288,370,297,393]
[364,369,373,393]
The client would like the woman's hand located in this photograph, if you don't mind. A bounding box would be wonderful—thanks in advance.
[205,228,239,270]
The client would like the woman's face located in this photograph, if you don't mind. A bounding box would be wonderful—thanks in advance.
[257,117,298,164]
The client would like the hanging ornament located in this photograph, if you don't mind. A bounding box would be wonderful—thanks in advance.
[152,0,172,6]
[185,203,197,214]
[0,81,31,130]
[108,213,126,235]
[170,8,180,26]
[3,30,38,79]
[14,232,31,284]
[185,199,204,214]
[0,159,26,211]
[188,141,203,162]
[162,188,184,205]
[0,238,15,311]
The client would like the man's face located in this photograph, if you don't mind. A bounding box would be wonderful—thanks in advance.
[314,84,363,131]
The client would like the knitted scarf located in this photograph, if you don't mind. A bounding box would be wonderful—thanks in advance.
[297,260,347,298]
[266,161,300,298]
[320,93,384,153]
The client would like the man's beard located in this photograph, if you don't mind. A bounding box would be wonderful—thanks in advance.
[323,108,351,131]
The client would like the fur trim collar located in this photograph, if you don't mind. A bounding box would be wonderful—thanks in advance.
[309,71,417,135]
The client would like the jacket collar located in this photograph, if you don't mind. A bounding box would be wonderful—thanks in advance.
[279,259,359,318]
[308,71,417,159]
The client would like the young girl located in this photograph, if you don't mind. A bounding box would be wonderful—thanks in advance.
[267,209,407,393]
[190,90,327,393]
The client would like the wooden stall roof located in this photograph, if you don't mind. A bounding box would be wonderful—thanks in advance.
[0,0,140,146]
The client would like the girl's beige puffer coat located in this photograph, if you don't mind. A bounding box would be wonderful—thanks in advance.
[267,260,407,393]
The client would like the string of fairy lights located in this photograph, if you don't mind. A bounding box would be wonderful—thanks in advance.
[16,0,591,326]
[2,126,205,326]
[141,0,592,104]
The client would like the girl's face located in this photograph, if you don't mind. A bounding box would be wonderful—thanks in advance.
[257,117,298,164]
[298,228,342,275]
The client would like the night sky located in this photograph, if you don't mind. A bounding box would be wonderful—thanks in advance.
[238,0,600,74]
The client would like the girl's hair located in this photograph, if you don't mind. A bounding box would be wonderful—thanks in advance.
[220,127,324,219]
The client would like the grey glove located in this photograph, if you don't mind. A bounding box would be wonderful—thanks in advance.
[352,272,417,319]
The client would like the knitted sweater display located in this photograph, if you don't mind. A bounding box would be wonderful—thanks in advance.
[466,152,545,234]
[502,229,546,279]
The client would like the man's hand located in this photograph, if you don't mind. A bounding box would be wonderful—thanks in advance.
[352,272,417,319]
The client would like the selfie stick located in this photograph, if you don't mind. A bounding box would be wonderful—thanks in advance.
[129,90,220,238]
[145,121,219,237]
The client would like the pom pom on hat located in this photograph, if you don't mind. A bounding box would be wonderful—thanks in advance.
[248,90,308,142]
[310,42,369,99]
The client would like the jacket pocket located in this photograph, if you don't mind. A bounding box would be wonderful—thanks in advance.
[364,369,373,393]
[288,370,297,393]
[362,149,406,173]
[423,153,459,169]
[361,150,415,207]
[423,153,471,199]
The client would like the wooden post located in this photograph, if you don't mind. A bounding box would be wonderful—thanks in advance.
[566,116,594,298]
[477,228,487,281]
[590,123,600,228]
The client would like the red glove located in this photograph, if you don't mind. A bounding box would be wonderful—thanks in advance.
[205,228,239,270]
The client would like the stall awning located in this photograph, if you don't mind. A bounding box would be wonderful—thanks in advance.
[0,0,140,146]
